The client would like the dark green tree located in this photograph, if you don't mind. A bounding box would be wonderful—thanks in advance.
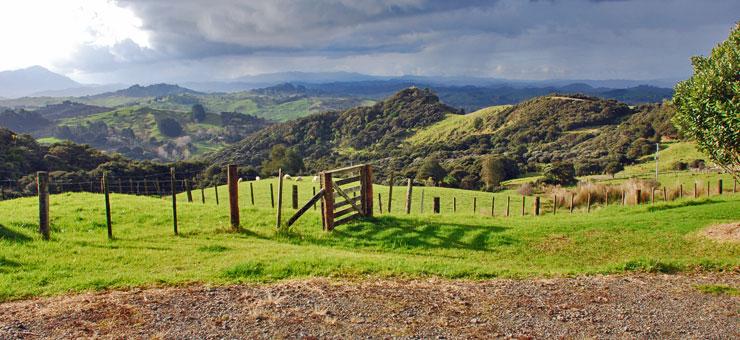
[542,162,576,185]
[604,161,624,178]
[416,158,447,185]
[191,104,206,122]
[261,144,304,176]
[480,155,519,190]
[673,22,739,179]
[156,117,183,137]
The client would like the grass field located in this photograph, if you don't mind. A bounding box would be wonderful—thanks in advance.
[1,174,738,302]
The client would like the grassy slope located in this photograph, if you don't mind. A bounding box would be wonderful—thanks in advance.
[1,176,738,301]
[406,105,511,145]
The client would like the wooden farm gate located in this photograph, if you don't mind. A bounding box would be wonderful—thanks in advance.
[320,164,374,230]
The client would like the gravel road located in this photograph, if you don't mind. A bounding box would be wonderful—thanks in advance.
[1,273,738,338]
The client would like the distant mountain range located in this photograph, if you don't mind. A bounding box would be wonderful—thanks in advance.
[0,65,678,99]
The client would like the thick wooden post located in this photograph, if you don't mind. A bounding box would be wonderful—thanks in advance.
[521,196,525,216]
[276,169,284,229]
[103,172,112,239]
[651,188,655,204]
[37,171,50,240]
[506,196,510,217]
[491,196,495,217]
[200,187,205,204]
[679,184,683,199]
[250,182,255,205]
[420,189,425,213]
[227,165,239,229]
[378,193,383,214]
[185,179,193,202]
[433,197,440,214]
[363,165,373,216]
[292,185,298,209]
[587,192,591,212]
[635,189,641,205]
[621,190,625,205]
[270,183,275,208]
[473,197,477,214]
[170,168,178,235]
[405,179,413,214]
[387,174,393,213]
[533,196,540,216]
[718,179,723,195]
[694,182,698,198]
[321,172,334,231]
[453,197,457,212]
[214,184,219,205]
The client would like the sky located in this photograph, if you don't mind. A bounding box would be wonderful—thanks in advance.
[0,0,737,84]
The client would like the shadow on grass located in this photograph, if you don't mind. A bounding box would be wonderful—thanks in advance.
[0,223,32,243]
[646,199,721,212]
[288,215,513,251]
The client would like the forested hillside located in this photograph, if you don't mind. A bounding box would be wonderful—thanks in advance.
[209,88,678,190]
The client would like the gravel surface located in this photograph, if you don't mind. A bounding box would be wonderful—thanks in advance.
[1,273,738,339]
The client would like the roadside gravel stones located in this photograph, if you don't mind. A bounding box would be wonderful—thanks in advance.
[0,273,738,338]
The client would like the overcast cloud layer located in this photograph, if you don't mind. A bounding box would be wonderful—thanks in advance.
[50,0,740,83]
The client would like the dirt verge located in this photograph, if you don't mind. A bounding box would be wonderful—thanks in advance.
[699,221,740,243]
[1,273,738,338]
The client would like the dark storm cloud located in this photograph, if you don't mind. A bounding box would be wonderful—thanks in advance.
[63,0,740,82]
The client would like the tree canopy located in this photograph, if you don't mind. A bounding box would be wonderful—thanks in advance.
[673,22,739,179]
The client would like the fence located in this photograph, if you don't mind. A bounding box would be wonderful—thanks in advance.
[0,165,737,241]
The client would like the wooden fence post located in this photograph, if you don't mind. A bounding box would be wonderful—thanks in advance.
[694,182,698,198]
[651,188,655,204]
[491,196,495,217]
[621,190,625,205]
[213,183,219,205]
[313,187,317,210]
[321,172,334,231]
[433,197,440,214]
[718,179,723,195]
[420,189,425,213]
[506,196,510,217]
[200,187,205,204]
[734,179,737,193]
[663,187,667,201]
[185,179,193,203]
[37,171,50,240]
[453,197,457,212]
[276,168,284,229]
[363,164,373,216]
[521,196,525,216]
[103,172,112,239]
[706,181,710,197]
[270,183,275,208]
[292,185,298,209]
[170,168,178,235]
[156,179,162,199]
[587,192,591,213]
[378,193,383,214]
[679,184,683,199]
[143,178,149,195]
[605,188,609,206]
[635,189,641,205]
[129,179,134,195]
[570,193,574,213]
[118,178,123,193]
[533,196,540,216]
[473,197,477,214]
[227,165,239,229]
[387,174,394,213]
[136,181,140,195]
[250,182,255,205]
[405,179,413,214]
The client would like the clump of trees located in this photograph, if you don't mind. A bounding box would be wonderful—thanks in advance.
[156,117,184,137]
[673,22,739,179]
[541,162,577,186]
[191,104,206,122]
[261,144,305,176]
[480,155,519,190]
[415,157,447,186]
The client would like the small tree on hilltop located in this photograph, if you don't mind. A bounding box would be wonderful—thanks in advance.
[604,161,623,179]
[673,22,739,180]
[416,158,447,186]
[261,144,304,176]
[480,155,520,190]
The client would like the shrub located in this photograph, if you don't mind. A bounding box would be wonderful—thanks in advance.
[672,161,689,170]
[542,162,577,186]
[156,117,183,137]
[689,159,706,169]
